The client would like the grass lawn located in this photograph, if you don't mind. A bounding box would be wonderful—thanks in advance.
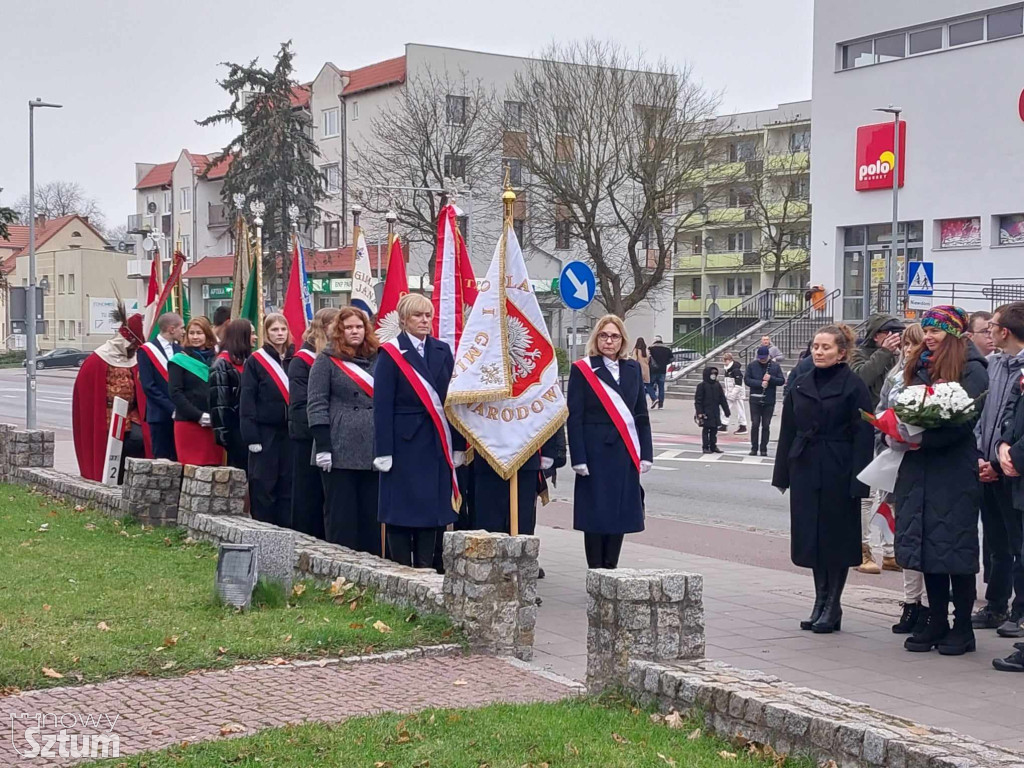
[85,698,815,768]
[0,483,454,692]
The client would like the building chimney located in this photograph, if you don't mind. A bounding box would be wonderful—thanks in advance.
[35,214,46,227]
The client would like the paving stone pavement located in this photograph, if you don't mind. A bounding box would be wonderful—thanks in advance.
[0,655,576,766]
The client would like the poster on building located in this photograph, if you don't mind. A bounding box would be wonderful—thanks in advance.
[89,298,141,335]
[870,257,886,287]
[939,218,981,249]
[999,214,1024,245]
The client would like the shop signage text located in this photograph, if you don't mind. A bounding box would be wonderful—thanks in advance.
[855,120,906,191]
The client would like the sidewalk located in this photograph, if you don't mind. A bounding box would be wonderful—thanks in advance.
[533,524,1024,752]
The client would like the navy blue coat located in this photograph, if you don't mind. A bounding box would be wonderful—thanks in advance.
[567,356,653,534]
[137,340,180,423]
[374,334,465,528]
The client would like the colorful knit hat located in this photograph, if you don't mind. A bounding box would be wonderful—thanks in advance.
[921,305,969,338]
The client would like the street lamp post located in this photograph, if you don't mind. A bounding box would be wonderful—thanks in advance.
[875,105,901,316]
[26,98,62,429]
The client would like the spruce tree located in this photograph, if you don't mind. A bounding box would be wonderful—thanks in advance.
[0,205,15,242]
[199,41,323,302]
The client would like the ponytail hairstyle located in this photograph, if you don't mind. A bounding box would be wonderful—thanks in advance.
[815,323,856,362]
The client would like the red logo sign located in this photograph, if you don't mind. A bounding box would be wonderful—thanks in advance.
[855,121,906,191]
[1018,89,1024,122]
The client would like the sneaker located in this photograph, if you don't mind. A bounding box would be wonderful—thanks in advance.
[972,604,1009,630]
[882,556,902,572]
[996,609,1024,638]
[735,425,748,434]
[992,648,1024,672]
[857,544,881,575]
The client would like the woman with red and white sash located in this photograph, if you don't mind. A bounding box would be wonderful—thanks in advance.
[240,313,295,526]
[567,314,654,569]
[210,319,254,471]
[288,307,338,539]
[307,307,381,553]
[373,293,466,568]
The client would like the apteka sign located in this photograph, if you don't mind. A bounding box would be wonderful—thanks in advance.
[855,120,906,191]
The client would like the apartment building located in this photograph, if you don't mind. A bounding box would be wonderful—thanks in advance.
[671,101,812,339]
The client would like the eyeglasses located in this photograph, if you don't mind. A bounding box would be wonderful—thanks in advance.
[597,332,622,341]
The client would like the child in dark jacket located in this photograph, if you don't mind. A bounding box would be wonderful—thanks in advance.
[695,365,730,453]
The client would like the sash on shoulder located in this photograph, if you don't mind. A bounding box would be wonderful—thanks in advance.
[252,349,290,404]
[294,348,316,367]
[573,358,641,472]
[329,356,374,398]
[140,342,169,381]
[216,351,244,374]
[380,339,461,511]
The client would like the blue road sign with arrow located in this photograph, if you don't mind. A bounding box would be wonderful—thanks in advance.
[559,261,596,311]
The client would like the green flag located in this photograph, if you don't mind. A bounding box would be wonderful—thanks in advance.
[240,258,259,330]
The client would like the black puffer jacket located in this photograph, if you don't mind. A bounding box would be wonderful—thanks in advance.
[288,343,316,441]
[892,343,989,575]
[695,366,730,427]
[210,354,246,449]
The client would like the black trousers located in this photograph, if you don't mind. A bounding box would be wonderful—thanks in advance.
[749,400,774,452]
[387,525,436,569]
[924,572,977,621]
[117,424,146,484]
[981,479,1024,612]
[474,468,539,535]
[290,439,325,539]
[323,468,380,556]
[584,532,625,569]
[248,427,292,528]
[701,425,718,451]
[149,420,177,461]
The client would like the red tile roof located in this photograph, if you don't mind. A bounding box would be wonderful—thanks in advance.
[306,244,384,274]
[1,254,17,274]
[290,83,312,108]
[184,255,235,280]
[195,153,232,180]
[5,215,109,258]
[136,161,176,190]
[343,56,406,96]
[1,224,31,253]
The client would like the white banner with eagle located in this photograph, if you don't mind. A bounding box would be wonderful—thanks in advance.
[445,219,567,479]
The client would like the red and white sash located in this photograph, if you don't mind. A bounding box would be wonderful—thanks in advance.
[380,338,461,510]
[330,357,374,398]
[294,348,316,367]
[216,351,244,374]
[139,342,169,381]
[573,358,641,472]
[252,349,290,404]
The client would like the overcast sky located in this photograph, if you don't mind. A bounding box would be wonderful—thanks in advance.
[0,0,813,236]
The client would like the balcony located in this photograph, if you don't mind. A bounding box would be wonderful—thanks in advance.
[675,297,744,315]
[127,213,159,234]
[676,251,763,272]
[208,203,230,229]
[126,258,151,279]
[705,207,753,226]
[766,151,809,174]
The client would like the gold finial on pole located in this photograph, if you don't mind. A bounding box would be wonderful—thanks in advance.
[501,165,516,227]
[250,201,266,347]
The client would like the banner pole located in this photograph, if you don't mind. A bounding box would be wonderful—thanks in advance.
[510,476,519,537]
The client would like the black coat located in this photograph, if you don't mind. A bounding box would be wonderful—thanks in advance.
[169,348,214,422]
[137,340,180,423]
[240,344,294,446]
[745,359,785,407]
[773,363,874,568]
[892,345,988,575]
[1000,375,1024,511]
[288,343,316,441]
[567,356,653,534]
[210,355,245,450]
[694,366,730,427]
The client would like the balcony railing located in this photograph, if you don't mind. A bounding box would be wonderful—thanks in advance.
[208,203,229,229]
[127,213,158,233]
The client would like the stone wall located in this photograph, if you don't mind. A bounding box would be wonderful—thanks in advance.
[0,424,55,477]
[442,531,539,661]
[11,467,127,517]
[178,465,247,517]
[122,459,183,526]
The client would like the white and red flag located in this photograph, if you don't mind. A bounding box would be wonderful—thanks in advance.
[375,237,409,342]
[282,234,314,342]
[431,204,477,352]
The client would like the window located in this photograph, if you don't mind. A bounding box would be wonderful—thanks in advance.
[58,321,65,340]
[728,187,753,207]
[163,189,172,213]
[726,277,754,296]
[181,234,192,260]
[692,235,703,255]
[842,39,874,68]
[444,154,467,181]
[727,140,757,162]
[727,232,751,252]
[790,231,810,249]
[691,189,705,210]
[639,225,654,251]
[180,186,192,212]
[909,27,942,54]
[691,277,701,298]
[789,129,811,152]
[324,221,340,249]
[321,108,340,137]
[446,95,468,125]
[67,322,75,339]
[555,220,571,250]
[68,274,75,294]
[323,164,341,194]
[555,106,570,135]
[788,177,810,199]
[351,101,360,120]
[989,7,1023,39]
[503,158,523,187]
[58,275,65,294]
[874,33,906,62]
[513,219,525,244]
[998,214,1024,245]
[938,217,981,249]
[504,100,524,129]
[949,18,984,46]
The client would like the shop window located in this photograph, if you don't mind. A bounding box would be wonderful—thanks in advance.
[998,214,1024,246]
[938,217,981,249]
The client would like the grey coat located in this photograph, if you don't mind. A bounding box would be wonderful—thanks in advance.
[306,347,377,470]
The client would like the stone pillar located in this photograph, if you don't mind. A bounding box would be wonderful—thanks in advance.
[122,458,183,526]
[177,465,247,520]
[4,427,55,472]
[239,527,295,594]
[586,569,705,694]
[442,531,539,661]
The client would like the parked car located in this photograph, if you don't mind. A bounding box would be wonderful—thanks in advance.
[25,348,89,370]
[666,348,700,380]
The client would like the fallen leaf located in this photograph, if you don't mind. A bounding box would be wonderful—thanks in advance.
[283,634,292,643]
[218,647,228,655]
[373,763,392,768]
[565,741,579,756]
[37,523,49,532]
[428,714,435,725]
[328,577,348,596]
[41,667,63,679]
[413,761,430,768]
[349,600,359,611]
[74,505,85,512]
[822,761,838,768]
[42,604,51,612]
[718,751,736,760]
[406,612,418,623]
[162,635,178,648]
[452,679,468,686]
[657,754,676,767]
[119,530,130,537]
[611,733,628,744]
[268,657,288,666]
[161,661,176,670]
[163,537,172,546]
[296,616,305,624]
[687,728,701,741]
[84,523,97,530]
[349,623,365,630]
[372,620,392,634]
[96,621,110,631]
[649,713,664,724]
[292,584,306,597]
[20,540,32,547]
[664,710,685,730]
[219,723,245,736]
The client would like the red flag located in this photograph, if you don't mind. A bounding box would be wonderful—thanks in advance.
[455,227,478,307]
[146,255,161,305]
[432,205,478,351]
[151,252,186,324]
[282,237,308,343]
[375,237,409,342]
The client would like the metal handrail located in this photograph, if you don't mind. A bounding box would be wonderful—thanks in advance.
[736,288,841,365]
[671,288,807,354]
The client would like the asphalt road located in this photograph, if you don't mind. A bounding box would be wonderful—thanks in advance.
[0,367,74,436]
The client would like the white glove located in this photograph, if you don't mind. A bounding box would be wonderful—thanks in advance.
[540,456,554,470]
[453,450,466,468]
[373,455,393,473]
[199,413,211,427]
[248,444,263,454]
[640,460,653,474]
[572,464,589,477]
[315,452,333,472]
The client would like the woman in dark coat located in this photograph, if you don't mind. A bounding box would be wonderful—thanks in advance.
[893,306,988,656]
[240,313,295,527]
[288,308,338,539]
[308,307,380,554]
[773,324,874,633]
[568,314,654,569]
[211,320,253,471]
[169,316,222,466]
[694,365,730,453]
[373,294,465,568]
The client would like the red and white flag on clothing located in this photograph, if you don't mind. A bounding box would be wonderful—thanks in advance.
[375,237,409,343]
[431,205,477,353]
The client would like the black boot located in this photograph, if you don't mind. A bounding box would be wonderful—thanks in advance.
[812,567,847,633]
[939,598,977,656]
[904,607,950,652]
[801,568,829,630]
[892,602,923,634]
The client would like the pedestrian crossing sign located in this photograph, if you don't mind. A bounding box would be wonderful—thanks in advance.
[906,261,934,295]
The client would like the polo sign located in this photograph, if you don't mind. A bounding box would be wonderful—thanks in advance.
[855,121,906,191]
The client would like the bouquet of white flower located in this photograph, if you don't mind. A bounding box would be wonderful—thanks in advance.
[894,382,983,429]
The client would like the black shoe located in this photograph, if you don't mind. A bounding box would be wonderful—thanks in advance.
[801,568,829,630]
[938,618,977,656]
[711,447,724,453]
[892,601,923,634]
[812,567,847,633]
[904,610,949,652]
[996,609,1024,638]
[912,605,930,634]
[972,604,1009,629]
[759,450,769,457]
[717,425,727,432]
[749,449,758,456]
[537,567,545,580]
[992,648,1024,672]
[735,426,747,434]
[701,448,710,454]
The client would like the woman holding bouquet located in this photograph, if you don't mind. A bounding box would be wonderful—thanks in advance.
[773,324,874,633]
[894,306,988,656]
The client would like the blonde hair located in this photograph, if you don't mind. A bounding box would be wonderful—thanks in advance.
[586,314,629,359]
[902,322,924,350]
[263,313,290,353]
[304,307,339,353]
[397,293,433,326]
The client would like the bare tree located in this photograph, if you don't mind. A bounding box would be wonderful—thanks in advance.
[745,148,811,287]
[505,40,730,318]
[352,66,501,273]
[15,180,106,230]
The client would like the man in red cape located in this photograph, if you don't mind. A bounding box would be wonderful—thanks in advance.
[72,310,152,481]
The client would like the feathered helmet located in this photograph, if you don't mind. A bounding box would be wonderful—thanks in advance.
[110,292,145,347]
